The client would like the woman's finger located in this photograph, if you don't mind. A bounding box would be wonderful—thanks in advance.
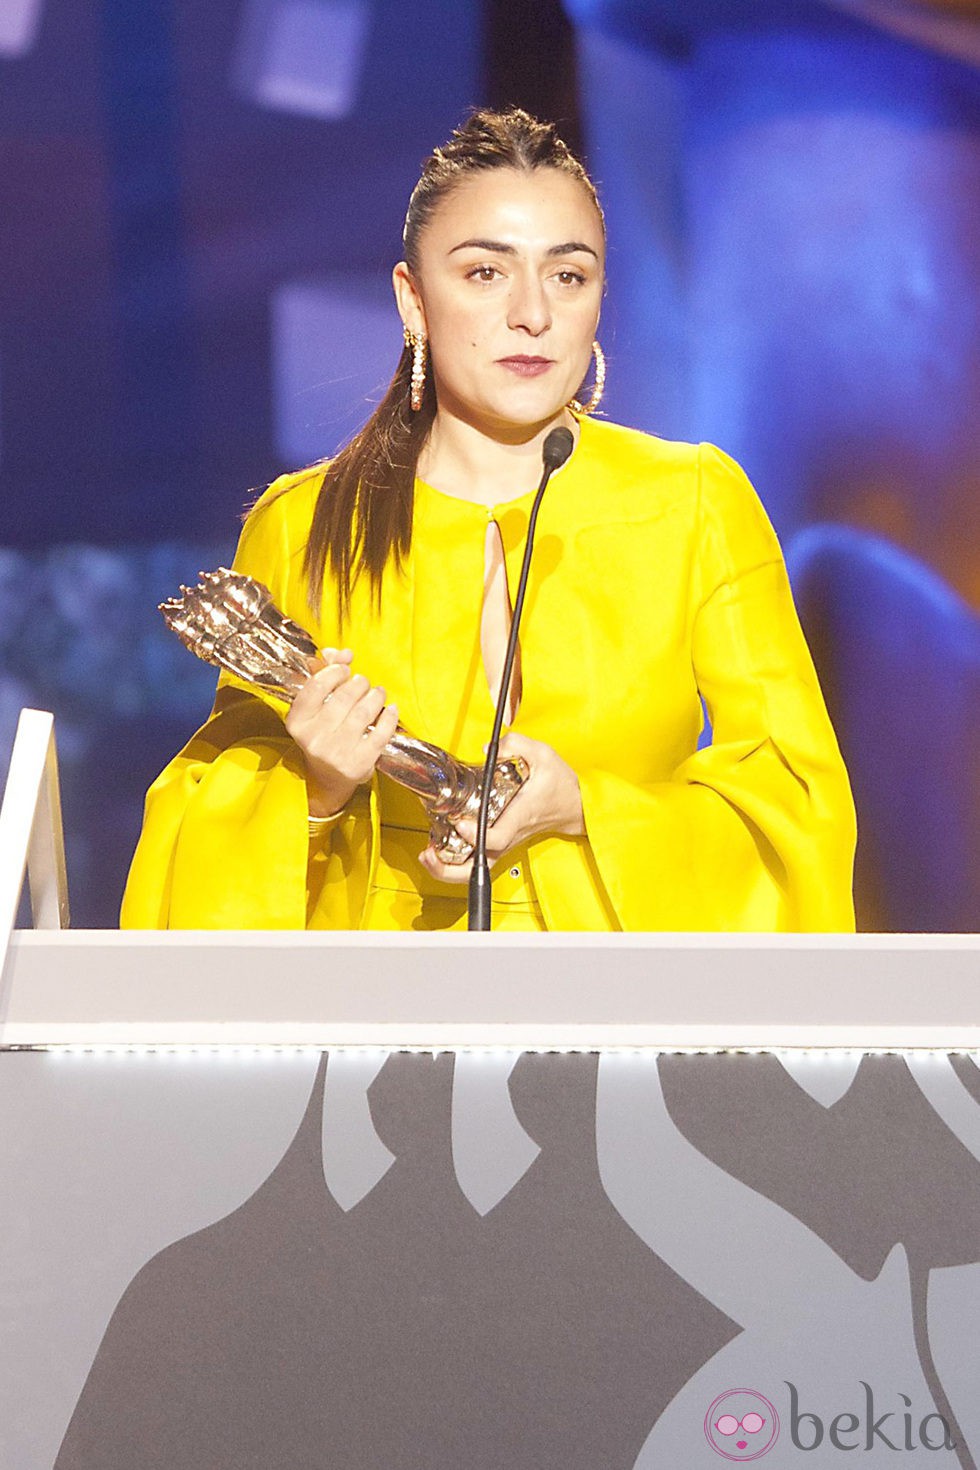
[337,683,390,742]
[418,845,471,884]
[364,701,399,750]
[287,661,352,725]
[495,730,540,764]
[318,670,373,724]
[306,646,354,675]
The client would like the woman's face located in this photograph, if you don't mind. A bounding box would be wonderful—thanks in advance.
[394,167,604,438]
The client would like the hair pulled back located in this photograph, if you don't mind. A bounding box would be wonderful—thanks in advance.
[301,107,603,617]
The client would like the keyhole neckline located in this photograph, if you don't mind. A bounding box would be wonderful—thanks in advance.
[412,422,581,517]
[414,473,541,520]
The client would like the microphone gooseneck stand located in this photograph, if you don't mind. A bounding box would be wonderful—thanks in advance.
[467,425,575,931]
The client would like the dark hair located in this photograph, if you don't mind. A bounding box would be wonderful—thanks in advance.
[301,107,604,618]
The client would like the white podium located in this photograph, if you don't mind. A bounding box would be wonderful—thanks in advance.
[2,712,979,1469]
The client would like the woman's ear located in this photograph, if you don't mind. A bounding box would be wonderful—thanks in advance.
[392,262,426,336]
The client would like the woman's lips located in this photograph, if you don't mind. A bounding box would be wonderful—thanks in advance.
[497,356,554,377]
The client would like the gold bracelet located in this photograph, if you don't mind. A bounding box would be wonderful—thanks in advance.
[307,805,348,840]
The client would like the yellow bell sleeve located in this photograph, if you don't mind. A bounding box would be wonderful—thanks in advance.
[528,444,856,933]
[121,689,309,928]
[120,472,375,930]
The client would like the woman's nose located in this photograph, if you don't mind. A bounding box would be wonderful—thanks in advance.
[507,271,551,335]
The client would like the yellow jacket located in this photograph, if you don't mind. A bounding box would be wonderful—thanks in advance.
[121,418,856,931]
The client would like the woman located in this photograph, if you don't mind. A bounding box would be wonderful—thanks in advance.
[121,108,856,932]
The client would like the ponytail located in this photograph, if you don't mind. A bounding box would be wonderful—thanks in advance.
[302,344,434,618]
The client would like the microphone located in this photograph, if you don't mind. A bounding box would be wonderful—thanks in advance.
[542,425,574,471]
[467,425,575,931]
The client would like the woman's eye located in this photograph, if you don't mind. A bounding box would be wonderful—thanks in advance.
[467,264,500,283]
[554,269,587,286]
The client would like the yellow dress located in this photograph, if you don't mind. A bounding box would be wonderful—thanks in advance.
[121,417,856,931]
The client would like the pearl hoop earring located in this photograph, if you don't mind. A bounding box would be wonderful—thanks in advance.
[569,340,606,416]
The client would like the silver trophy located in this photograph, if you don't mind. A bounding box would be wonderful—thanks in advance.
[160,569,528,862]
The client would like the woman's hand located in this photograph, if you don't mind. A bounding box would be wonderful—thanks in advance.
[284,648,399,816]
[418,731,584,884]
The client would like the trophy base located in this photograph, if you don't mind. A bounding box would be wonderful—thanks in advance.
[427,756,530,863]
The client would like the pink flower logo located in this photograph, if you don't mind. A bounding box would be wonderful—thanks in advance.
[704,1389,780,1461]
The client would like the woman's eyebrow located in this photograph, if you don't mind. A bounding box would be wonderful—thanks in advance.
[448,237,599,258]
[546,241,599,259]
[449,238,517,255]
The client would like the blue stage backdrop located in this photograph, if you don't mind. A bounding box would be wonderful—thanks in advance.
[0,0,976,928]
